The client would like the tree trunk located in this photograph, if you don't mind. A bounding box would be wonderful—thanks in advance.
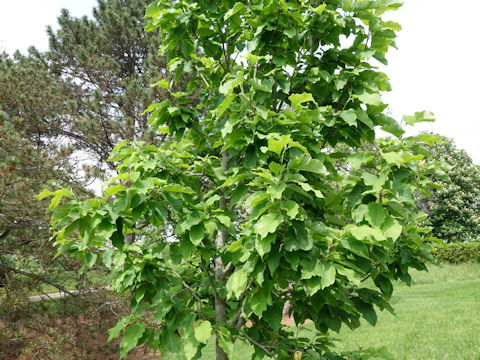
[215,151,229,360]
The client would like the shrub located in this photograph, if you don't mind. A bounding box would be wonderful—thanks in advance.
[433,242,480,264]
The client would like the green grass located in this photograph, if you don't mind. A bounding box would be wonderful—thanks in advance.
[163,263,480,360]
[335,263,480,360]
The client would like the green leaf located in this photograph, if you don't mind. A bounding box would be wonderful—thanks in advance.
[340,238,369,258]
[256,233,275,258]
[366,203,386,228]
[189,223,204,245]
[218,328,235,359]
[119,323,145,359]
[348,225,386,242]
[38,188,73,210]
[312,3,327,16]
[340,109,357,126]
[372,113,405,138]
[151,79,169,90]
[358,303,377,326]
[284,221,312,251]
[194,320,212,344]
[224,2,247,19]
[381,217,403,241]
[216,94,235,117]
[288,156,328,175]
[267,183,286,200]
[254,213,283,239]
[153,300,173,322]
[263,304,282,331]
[217,215,231,227]
[319,262,336,289]
[164,184,195,194]
[363,172,387,191]
[226,239,242,252]
[352,204,368,223]
[289,92,315,109]
[357,92,383,106]
[226,269,248,299]
[403,110,435,125]
[381,151,404,166]
[281,200,300,219]
[267,135,291,155]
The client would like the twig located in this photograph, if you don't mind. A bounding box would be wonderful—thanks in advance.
[172,270,204,305]
[238,328,277,359]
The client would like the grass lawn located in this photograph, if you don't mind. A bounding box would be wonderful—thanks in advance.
[163,263,480,360]
[335,263,480,359]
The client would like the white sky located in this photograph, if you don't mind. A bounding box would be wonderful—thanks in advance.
[1,0,480,163]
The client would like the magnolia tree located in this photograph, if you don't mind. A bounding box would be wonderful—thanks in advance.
[42,1,441,359]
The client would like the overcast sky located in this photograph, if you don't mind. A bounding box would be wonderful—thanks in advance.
[1,0,480,163]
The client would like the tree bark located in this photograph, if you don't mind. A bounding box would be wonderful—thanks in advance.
[215,151,229,360]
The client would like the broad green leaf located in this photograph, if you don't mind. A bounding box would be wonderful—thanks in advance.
[381,151,404,166]
[366,203,387,228]
[217,215,231,227]
[381,217,403,241]
[183,336,201,360]
[340,238,369,258]
[263,305,282,331]
[358,303,377,326]
[363,172,387,191]
[267,183,286,200]
[151,79,169,89]
[281,200,300,219]
[226,239,242,252]
[218,328,235,359]
[153,300,173,322]
[256,233,275,258]
[107,317,130,343]
[403,110,435,125]
[254,213,283,239]
[319,262,336,289]
[352,204,368,223]
[304,277,322,296]
[340,109,357,126]
[38,188,73,210]
[164,184,195,194]
[312,3,327,16]
[284,222,312,251]
[194,320,212,344]
[161,327,181,354]
[119,323,146,359]
[289,92,315,109]
[348,225,386,242]
[103,184,127,198]
[288,156,328,175]
[226,269,248,299]
[357,92,383,106]
[216,94,235,117]
[189,223,204,245]
[268,135,291,155]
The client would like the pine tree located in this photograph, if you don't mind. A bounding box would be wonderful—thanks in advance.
[42,0,170,173]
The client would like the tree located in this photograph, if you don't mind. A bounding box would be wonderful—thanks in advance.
[0,0,171,290]
[0,52,87,293]
[416,133,480,242]
[43,1,440,359]
[41,0,171,175]
[0,1,172,355]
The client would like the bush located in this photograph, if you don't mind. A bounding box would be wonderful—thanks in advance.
[433,242,480,264]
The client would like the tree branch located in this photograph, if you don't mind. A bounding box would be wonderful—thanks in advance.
[238,328,277,359]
